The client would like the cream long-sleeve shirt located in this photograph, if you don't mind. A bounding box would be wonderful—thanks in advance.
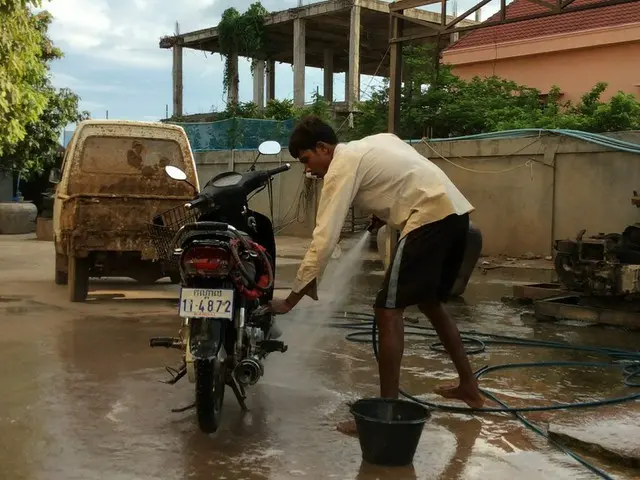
[292,133,474,300]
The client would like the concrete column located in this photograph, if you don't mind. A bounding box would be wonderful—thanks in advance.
[172,44,183,117]
[388,15,403,134]
[347,5,361,110]
[344,70,349,103]
[323,49,334,102]
[266,59,276,102]
[228,52,239,106]
[293,18,306,107]
[253,60,265,109]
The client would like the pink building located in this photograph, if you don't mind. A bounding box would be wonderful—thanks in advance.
[442,0,640,103]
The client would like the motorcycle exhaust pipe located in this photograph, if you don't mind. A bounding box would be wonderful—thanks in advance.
[234,357,264,386]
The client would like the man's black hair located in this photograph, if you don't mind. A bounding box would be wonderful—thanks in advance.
[288,115,339,159]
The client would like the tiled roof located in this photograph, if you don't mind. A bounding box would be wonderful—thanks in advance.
[446,0,640,51]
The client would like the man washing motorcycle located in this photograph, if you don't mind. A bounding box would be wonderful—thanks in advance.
[268,116,485,434]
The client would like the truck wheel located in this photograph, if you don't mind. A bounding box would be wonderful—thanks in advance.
[55,253,68,285]
[69,256,90,302]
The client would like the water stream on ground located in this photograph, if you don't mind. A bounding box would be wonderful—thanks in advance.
[289,232,372,354]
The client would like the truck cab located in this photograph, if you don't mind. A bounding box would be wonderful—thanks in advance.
[50,120,200,302]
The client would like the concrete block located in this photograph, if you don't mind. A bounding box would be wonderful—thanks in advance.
[36,217,53,241]
[0,202,37,234]
[548,409,640,468]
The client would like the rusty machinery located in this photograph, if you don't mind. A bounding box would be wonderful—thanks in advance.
[553,192,640,297]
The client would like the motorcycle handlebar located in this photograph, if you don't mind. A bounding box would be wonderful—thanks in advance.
[267,163,291,177]
[183,164,289,212]
[185,195,208,210]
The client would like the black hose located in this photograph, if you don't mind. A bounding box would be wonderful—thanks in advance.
[330,311,640,480]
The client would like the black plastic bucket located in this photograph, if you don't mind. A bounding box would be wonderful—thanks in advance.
[350,398,431,466]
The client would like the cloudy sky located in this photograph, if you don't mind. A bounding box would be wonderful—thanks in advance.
[42,0,502,123]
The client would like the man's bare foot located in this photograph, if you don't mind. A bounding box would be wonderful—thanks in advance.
[434,383,485,409]
[336,419,359,437]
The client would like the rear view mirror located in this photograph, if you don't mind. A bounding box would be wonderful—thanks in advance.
[49,168,61,184]
[165,165,187,181]
[258,141,281,156]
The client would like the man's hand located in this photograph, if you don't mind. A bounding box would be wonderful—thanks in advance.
[269,281,316,315]
[268,298,294,315]
[367,214,385,233]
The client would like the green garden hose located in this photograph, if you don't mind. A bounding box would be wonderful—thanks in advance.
[330,311,640,480]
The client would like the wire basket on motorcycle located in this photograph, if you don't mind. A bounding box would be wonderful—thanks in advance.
[148,204,201,265]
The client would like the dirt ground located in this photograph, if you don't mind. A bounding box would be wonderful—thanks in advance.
[0,234,638,480]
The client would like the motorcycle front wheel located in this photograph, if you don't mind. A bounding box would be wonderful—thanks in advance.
[195,358,226,433]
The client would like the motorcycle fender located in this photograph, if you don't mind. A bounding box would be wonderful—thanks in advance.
[189,318,226,362]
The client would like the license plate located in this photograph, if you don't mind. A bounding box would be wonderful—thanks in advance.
[178,288,234,319]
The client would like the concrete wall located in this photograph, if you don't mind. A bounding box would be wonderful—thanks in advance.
[442,25,640,104]
[421,132,640,257]
[197,132,640,257]
[194,150,319,237]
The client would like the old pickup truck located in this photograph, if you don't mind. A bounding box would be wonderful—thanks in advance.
[50,120,200,302]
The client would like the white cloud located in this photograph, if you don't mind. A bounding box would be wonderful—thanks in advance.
[40,0,506,72]
[50,72,124,92]
[133,0,150,10]
[37,0,508,121]
[80,100,107,111]
[40,0,219,70]
[44,0,112,49]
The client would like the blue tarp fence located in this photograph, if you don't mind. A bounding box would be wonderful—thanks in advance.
[169,118,297,152]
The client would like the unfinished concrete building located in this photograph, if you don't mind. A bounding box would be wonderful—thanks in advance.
[159,0,478,117]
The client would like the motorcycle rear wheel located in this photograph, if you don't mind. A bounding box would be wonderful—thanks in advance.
[195,358,226,433]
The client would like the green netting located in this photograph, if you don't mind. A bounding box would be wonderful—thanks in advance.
[170,118,296,151]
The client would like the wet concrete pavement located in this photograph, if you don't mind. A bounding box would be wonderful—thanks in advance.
[1,235,639,479]
[549,407,640,468]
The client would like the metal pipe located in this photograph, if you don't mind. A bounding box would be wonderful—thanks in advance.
[236,306,246,361]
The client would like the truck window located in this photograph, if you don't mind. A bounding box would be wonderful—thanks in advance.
[68,135,194,196]
[80,136,186,175]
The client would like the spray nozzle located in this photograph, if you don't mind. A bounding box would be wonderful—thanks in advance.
[367,215,384,233]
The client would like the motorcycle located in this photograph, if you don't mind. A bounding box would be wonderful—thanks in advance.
[148,140,291,433]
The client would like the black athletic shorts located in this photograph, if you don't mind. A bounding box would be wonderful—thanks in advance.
[374,213,469,309]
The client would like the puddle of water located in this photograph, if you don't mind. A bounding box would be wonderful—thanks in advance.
[2,253,639,480]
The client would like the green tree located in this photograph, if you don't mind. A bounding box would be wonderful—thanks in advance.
[293,92,333,123]
[348,44,640,139]
[264,98,295,120]
[1,6,89,177]
[218,3,269,96]
[8,86,89,178]
[0,0,50,156]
